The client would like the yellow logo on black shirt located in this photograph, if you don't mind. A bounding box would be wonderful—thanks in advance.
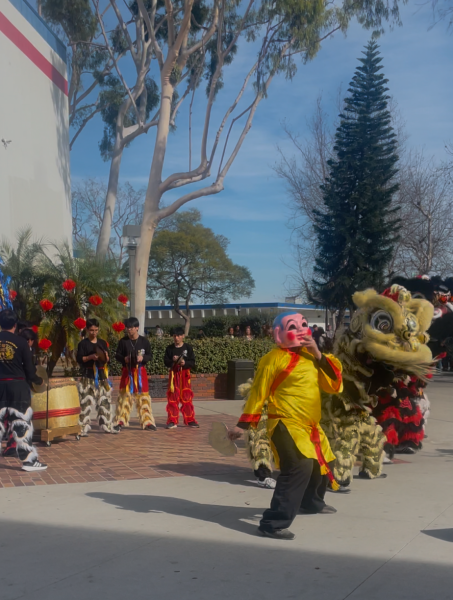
[0,341,16,361]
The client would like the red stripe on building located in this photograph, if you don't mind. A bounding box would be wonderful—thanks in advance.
[0,12,68,96]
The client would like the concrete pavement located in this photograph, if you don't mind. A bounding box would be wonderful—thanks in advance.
[0,376,452,600]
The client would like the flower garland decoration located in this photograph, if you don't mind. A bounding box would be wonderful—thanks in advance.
[9,290,17,301]
[39,299,53,312]
[88,295,103,306]
[112,321,125,333]
[32,325,39,333]
[74,317,87,330]
[38,338,52,351]
[118,294,129,306]
[62,279,76,292]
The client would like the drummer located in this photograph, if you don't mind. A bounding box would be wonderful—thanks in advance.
[76,318,117,435]
[0,309,47,471]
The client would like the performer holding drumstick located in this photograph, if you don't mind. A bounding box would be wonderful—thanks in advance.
[164,327,199,429]
[76,318,117,436]
[114,317,156,431]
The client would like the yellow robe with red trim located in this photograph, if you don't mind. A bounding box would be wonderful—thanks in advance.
[238,347,343,467]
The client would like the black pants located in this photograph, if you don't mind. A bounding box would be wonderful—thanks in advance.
[260,421,329,532]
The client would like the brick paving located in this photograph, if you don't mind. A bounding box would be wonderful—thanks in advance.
[0,414,250,488]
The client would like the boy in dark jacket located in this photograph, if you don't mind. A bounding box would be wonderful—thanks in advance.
[164,327,199,429]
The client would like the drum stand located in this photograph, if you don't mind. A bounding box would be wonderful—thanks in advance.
[40,379,82,446]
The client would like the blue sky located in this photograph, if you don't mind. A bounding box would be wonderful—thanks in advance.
[70,1,453,303]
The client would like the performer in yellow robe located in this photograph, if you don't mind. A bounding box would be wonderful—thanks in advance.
[229,311,342,541]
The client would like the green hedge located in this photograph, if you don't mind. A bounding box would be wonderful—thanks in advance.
[66,337,275,377]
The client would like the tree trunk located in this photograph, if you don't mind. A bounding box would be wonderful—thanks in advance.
[336,307,346,331]
[135,82,174,333]
[96,140,124,260]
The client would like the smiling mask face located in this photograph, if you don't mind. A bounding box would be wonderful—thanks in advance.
[273,312,311,348]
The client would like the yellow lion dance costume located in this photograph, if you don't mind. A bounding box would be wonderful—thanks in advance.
[321,285,433,487]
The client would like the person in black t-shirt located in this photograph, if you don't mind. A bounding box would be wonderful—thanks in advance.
[114,317,156,431]
[164,327,199,429]
[76,318,117,436]
[0,309,47,472]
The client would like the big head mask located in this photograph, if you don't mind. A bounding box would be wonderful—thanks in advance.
[273,312,311,349]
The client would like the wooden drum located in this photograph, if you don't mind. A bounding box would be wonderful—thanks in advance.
[31,377,81,431]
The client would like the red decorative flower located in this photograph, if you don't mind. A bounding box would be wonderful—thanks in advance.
[112,321,125,333]
[118,294,129,306]
[62,279,76,292]
[39,299,54,312]
[74,317,87,330]
[38,338,52,351]
[9,290,17,301]
[89,295,103,306]
[32,325,39,334]
[106,341,110,348]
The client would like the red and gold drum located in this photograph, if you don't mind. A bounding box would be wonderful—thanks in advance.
[31,377,81,431]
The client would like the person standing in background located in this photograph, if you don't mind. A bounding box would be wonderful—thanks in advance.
[76,318,117,436]
[164,327,199,429]
[114,317,156,432]
[0,309,47,471]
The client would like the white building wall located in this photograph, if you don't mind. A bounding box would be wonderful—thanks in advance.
[0,0,72,248]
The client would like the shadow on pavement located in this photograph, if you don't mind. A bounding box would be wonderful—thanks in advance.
[435,449,453,456]
[86,491,262,536]
[422,528,453,543]
[154,461,276,488]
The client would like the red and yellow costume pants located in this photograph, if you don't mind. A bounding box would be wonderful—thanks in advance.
[166,367,197,426]
[115,366,155,429]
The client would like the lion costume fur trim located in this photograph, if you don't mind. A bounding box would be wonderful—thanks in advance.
[238,379,273,473]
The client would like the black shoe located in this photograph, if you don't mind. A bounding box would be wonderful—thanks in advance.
[113,422,123,432]
[318,505,337,514]
[358,471,387,480]
[300,504,337,514]
[395,446,416,454]
[166,423,177,429]
[258,527,295,540]
[327,485,351,494]
[145,424,157,431]
[188,422,200,428]
[22,460,47,472]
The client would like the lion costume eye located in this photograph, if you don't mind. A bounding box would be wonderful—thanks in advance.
[370,310,393,333]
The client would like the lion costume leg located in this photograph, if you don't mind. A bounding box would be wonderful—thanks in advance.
[115,389,133,427]
[239,383,275,488]
[96,383,118,433]
[78,377,96,436]
[321,395,358,488]
[358,415,385,479]
[135,393,156,430]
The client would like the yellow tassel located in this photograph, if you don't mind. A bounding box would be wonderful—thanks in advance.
[170,371,174,393]
[320,464,328,475]
[330,480,340,491]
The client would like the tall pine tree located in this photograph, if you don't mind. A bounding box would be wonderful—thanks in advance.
[311,41,400,318]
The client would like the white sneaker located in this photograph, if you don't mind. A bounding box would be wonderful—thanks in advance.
[383,455,393,464]
[22,460,48,472]
[257,477,276,489]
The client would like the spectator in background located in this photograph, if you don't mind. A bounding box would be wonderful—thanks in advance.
[225,326,235,339]
[316,327,327,351]
[197,329,206,340]
[155,326,164,339]
[326,324,334,340]
[234,325,242,338]
[311,324,320,346]
[244,325,254,341]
